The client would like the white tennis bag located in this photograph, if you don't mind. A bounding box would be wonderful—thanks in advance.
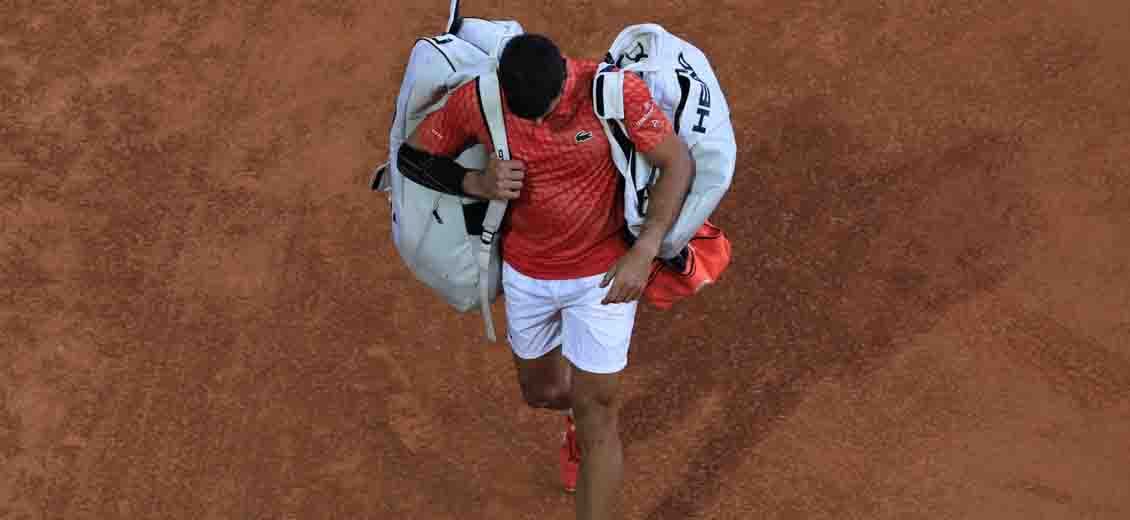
[373,19,523,341]
[595,23,737,261]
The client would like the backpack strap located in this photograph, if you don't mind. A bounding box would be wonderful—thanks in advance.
[593,66,626,120]
[593,65,636,172]
[593,65,648,226]
[474,73,510,342]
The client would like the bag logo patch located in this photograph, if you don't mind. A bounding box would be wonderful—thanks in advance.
[575,130,594,144]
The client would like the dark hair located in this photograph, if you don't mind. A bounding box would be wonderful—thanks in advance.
[497,34,566,120]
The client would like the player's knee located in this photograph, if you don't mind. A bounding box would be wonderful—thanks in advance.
[572,391,619,442]
[573,396,617,422]
[521,382,570,409]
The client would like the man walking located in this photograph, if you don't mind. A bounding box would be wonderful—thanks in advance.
[396,32,694,519]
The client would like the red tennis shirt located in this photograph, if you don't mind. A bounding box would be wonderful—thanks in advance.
[415,58,674,280]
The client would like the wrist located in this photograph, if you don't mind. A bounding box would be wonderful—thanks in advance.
[631,235,662,259]
[461,169,483,198]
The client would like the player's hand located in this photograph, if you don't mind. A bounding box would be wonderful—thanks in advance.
[600,243,658,305]
[475,156,525,200]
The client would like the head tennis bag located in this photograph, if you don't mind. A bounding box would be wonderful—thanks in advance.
[594,23,736,307]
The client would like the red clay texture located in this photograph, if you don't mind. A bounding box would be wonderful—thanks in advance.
[3,1,1129,519]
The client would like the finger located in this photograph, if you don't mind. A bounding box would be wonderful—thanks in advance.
[621,285,635,303]
[615,285,630,304]
[495,180,519,193]
[601,279,616,304]
[629,286,643,303]
[503,169,525,181]
[605,281,625,305]
[491,183,511,198]
[621,285,635,304]
[635,280,646,297]
[600,267,616,288]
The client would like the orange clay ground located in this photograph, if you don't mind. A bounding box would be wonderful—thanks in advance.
[3,1,1129,518]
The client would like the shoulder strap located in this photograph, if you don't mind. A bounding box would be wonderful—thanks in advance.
[474,73,510,342]
[593,65,627,121]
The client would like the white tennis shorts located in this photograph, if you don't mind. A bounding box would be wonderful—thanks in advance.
[502,261,639,374]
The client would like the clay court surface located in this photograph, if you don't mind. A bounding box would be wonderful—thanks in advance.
[3,0,1130,518]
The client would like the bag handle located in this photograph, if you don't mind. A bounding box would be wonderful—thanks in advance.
[474,73,510,342]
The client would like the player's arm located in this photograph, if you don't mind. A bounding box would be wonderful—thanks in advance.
[619,74,694,258]
[398,117,487,197]
[601,76,694,304]
[398,87,524,200]
[396,139,471,196]
[601,133,694,304]
[635,134,695,257]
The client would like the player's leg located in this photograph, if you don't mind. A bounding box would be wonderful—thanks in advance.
[559,273,639,519]
[512,347,572,410]
[570,366,623,520]
[503,262,571,410]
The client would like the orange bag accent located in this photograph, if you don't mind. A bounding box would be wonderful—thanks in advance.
[642,220,731,309]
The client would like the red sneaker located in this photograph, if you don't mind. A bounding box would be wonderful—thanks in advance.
[560,415,581,493]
